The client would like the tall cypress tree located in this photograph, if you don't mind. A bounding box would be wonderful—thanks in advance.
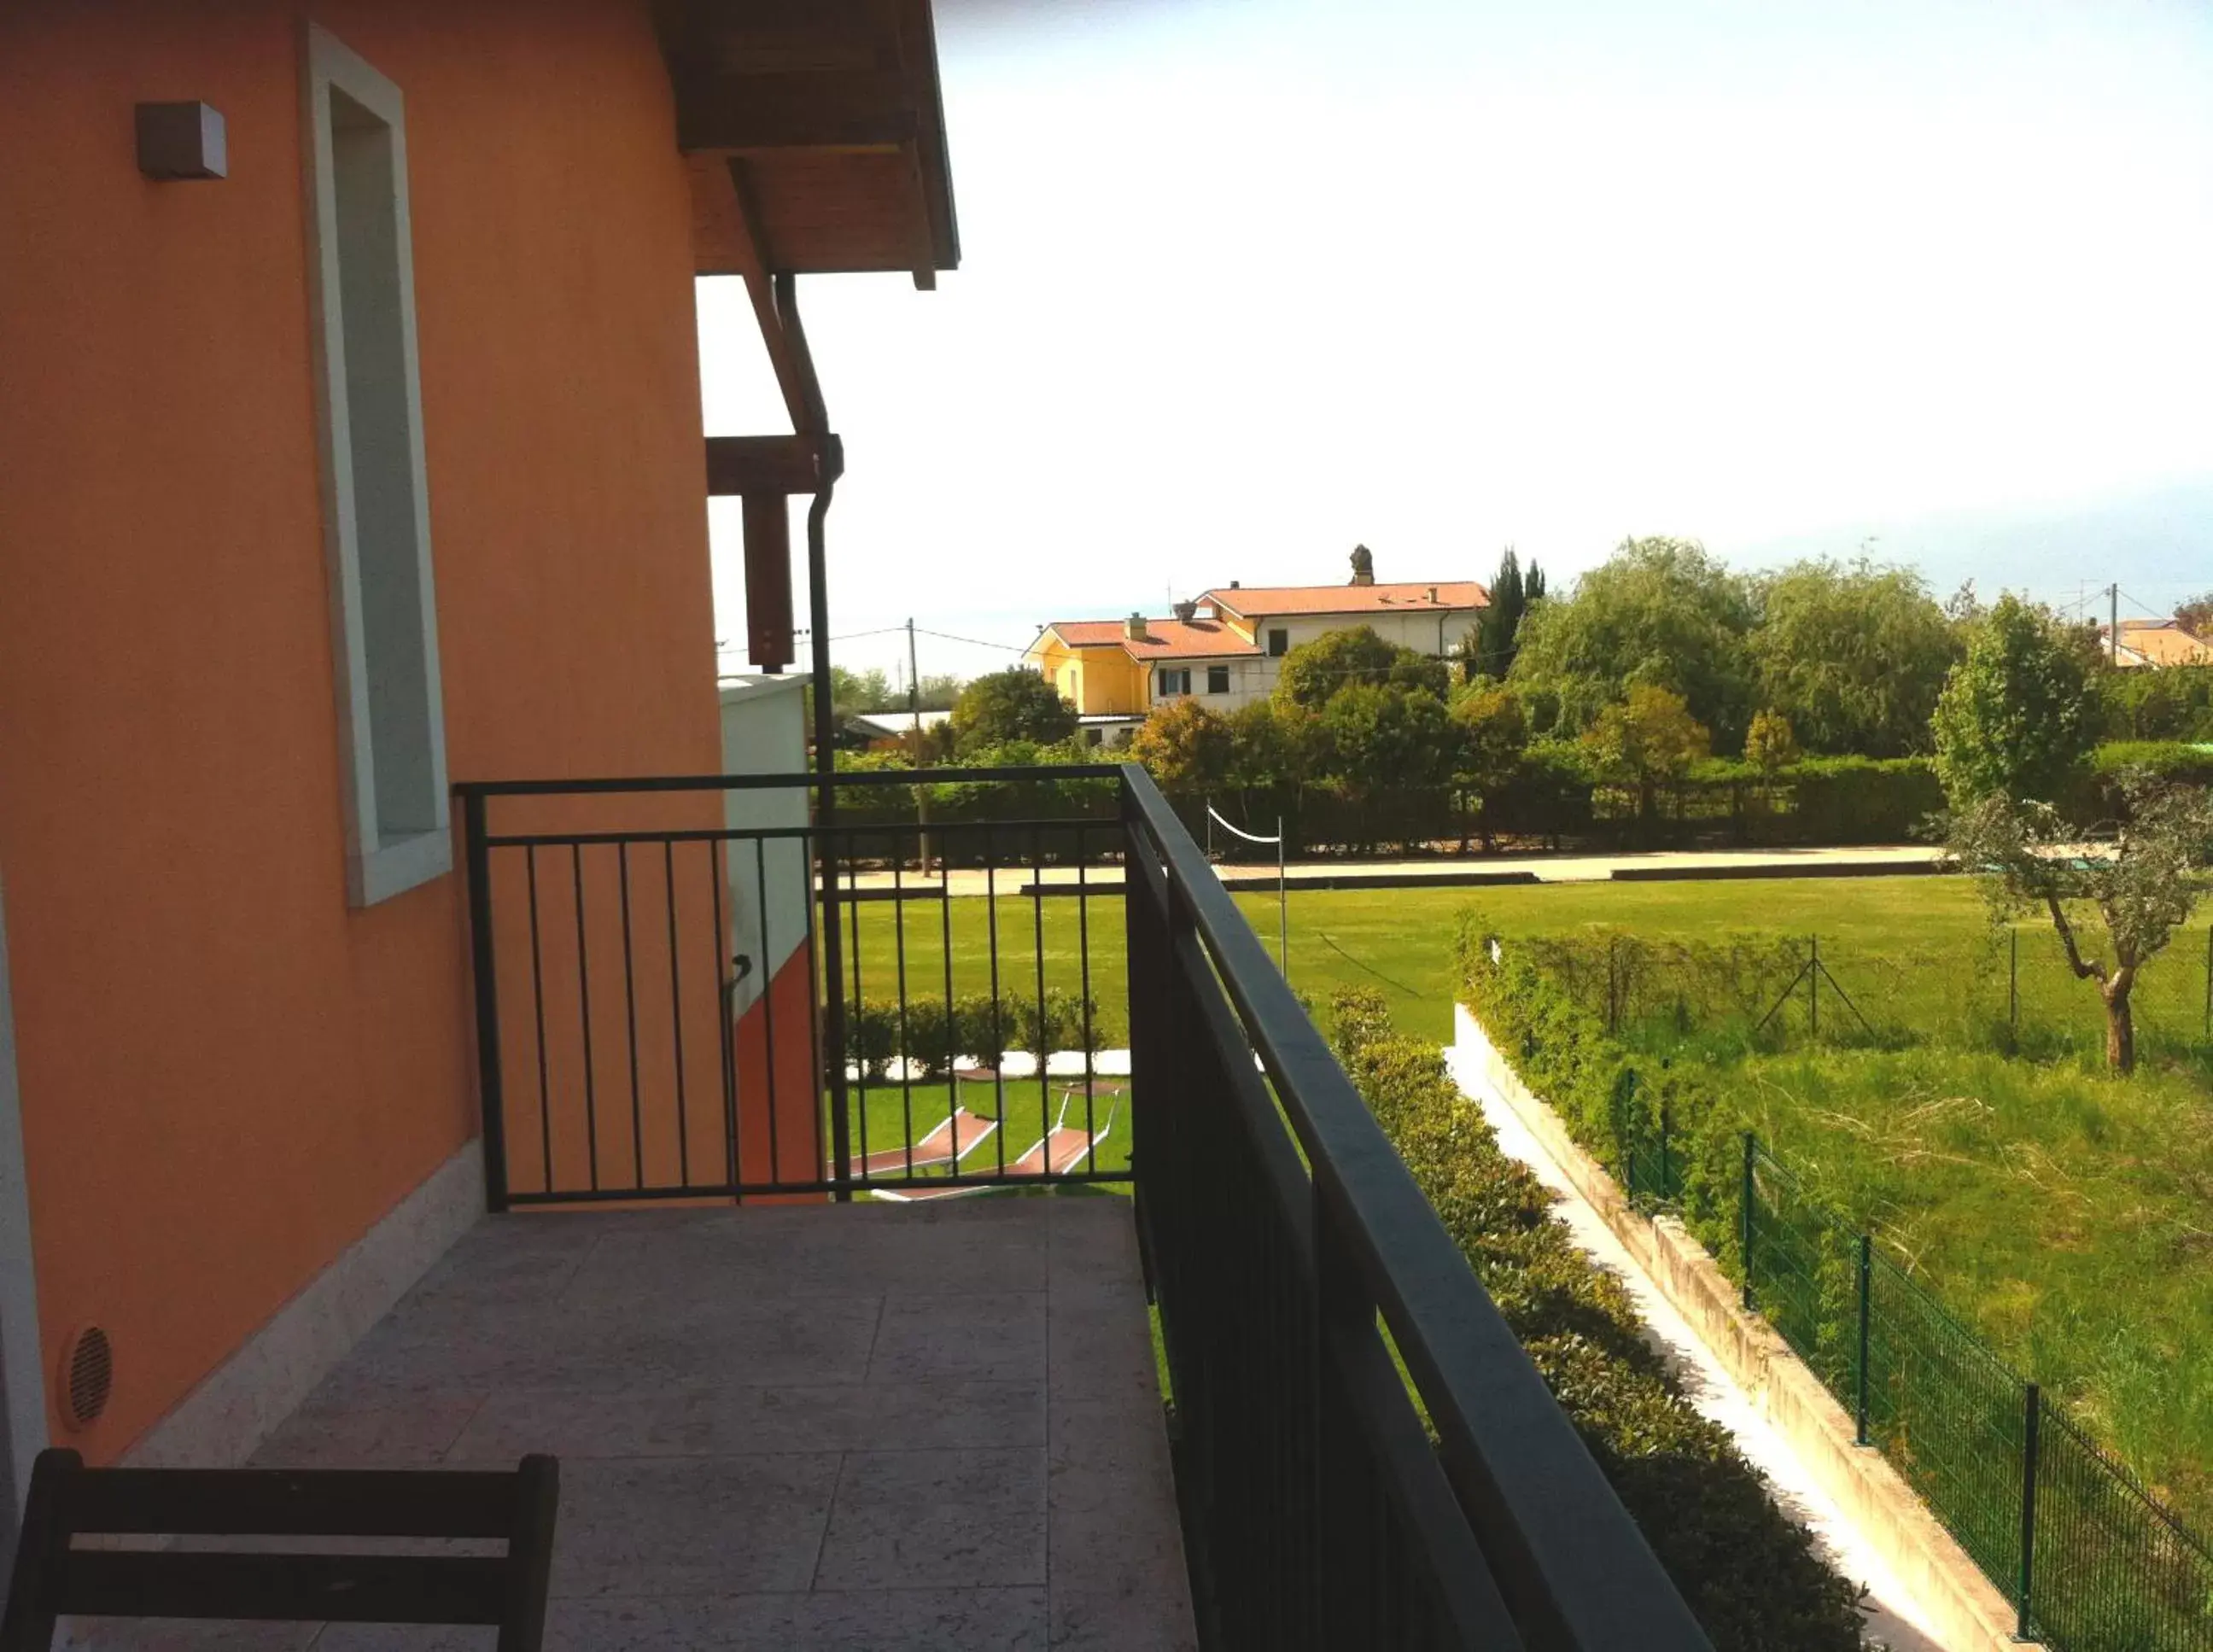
[1470,547,1542,679]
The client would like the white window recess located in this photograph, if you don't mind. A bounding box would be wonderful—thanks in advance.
[305,25,451,908]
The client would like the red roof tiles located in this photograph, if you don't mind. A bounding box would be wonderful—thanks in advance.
[1204,581,1487,617]
[1045,619,1260,659]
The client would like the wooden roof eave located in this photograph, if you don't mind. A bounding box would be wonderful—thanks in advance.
[659,0,959,288]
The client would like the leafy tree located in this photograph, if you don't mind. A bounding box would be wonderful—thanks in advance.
[1945,776,2213,1072]
[1452,685,1529,847]
[1466,547,1546,680]
[1226,699,1313,791]
[914,672,966,712]
[1276,625,1449,711]
[1451,685,1527,794]
[949,668,1077,753]
[1943,581,1984,627]
[1579,685,1710,821]
[2177,593,2213,640]
[1748,559,1959,756]
[1743,709,1798,773]
[1320,683,1457,802]
[1931,595,2096,807]
[1509,537,1757,748]
[1130,698,1233,794]
[827,664,896,714]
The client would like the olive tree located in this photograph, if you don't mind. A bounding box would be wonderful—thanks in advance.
[1945,775,2213,1073]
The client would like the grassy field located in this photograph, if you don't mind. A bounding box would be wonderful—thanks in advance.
[841,873,2210,1048]
[1716,1042,2213,1521]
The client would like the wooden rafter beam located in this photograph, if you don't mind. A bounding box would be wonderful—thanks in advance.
[690,155,826,432]
[704,434,844,496]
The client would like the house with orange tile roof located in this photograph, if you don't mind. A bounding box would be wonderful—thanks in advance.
[2099,618,2213,668]
[1025,548,1488,742]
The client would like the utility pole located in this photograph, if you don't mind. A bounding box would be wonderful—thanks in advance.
[908,617,931,874]
[2109,582,2120,666]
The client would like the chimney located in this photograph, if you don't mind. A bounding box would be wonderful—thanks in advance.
[1229,579,1241,588]
[1172,599,1197,622]
[1428,586,1439,604]
[1125,611,1148,641]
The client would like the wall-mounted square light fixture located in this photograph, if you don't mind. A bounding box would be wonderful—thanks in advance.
[135,102,227,180]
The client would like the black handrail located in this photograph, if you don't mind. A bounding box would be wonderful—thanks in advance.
[1120,763,1710,1650]
[453,764,1125,797]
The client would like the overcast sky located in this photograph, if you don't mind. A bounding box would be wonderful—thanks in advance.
[699,0,2213,683]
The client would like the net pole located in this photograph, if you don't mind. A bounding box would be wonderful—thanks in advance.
[2011,927,2019,1035]
[1277,814,1288,983]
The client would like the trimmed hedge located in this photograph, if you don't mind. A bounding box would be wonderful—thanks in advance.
[2096,663,2213,744]
[1328,988,1867,1650]
[844,989,1101,1081]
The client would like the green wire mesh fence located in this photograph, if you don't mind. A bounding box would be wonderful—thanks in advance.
[2033,1404,2213,1652]
[1626,1127,2213,1651]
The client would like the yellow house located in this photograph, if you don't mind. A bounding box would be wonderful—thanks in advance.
[1027,565,1490,743]
[1026,611,1266,741]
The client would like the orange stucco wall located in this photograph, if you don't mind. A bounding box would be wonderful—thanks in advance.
[734,942,825,1197]
[0,0,718,1457]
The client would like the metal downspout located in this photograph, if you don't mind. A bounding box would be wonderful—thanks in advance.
[774,271,853,1200]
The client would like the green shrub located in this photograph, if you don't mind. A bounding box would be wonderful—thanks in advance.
[1002,988,1103,1061]
[900,1000,956,1080]
[1328,988,1867,1650]
[845,1000,898,1082]
[2089,740,2213,787]
[1451,915,1860,1287]
[849,990,1103,1077]
[952,992,1007,1067]
[1775,755,1942,844]
[2096,663,2213,743]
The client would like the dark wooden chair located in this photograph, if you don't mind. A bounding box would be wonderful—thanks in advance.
[0,1447,558,1650]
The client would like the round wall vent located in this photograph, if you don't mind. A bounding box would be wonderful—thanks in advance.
[59,1325,113,1431]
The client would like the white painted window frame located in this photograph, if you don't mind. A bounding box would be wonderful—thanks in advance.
[303,24,452,908]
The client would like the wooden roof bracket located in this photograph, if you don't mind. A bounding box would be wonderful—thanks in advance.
[702,162,843,676]
[719,157,828,435]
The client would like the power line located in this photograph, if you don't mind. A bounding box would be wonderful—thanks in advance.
[911,626,1040,655]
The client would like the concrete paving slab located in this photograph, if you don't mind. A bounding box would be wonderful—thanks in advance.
[58,1200,1188,1652]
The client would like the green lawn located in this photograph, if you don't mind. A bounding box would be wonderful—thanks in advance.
[832,1074,1129,1190]
[838,873,2210,1052]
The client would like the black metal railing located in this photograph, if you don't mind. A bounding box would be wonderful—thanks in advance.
[454,764,1710,1649]
[456,767,1128,1204]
